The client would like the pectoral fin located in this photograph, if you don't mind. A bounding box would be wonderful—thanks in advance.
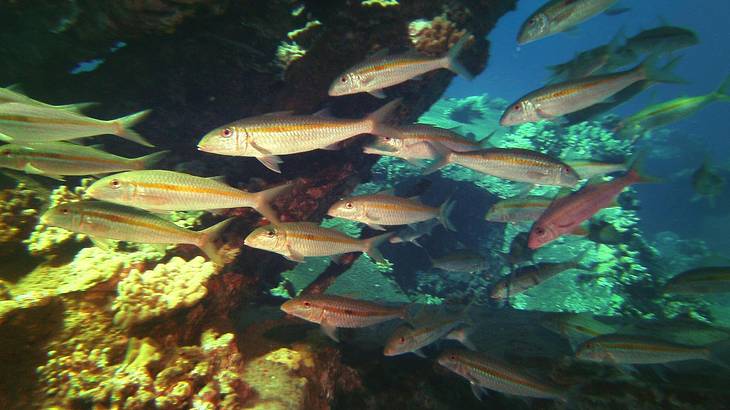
[89,236,116,251]
[368,89,386,99]
[320,321,339,342]
[257,156,283,173]
[284,244,305,262]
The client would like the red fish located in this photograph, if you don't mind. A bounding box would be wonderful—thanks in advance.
[528,165,653,249]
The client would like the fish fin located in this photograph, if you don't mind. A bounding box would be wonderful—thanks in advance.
[261,110,296,117]
[639,55,685,84]
[438,198,456,231]
[604,6,630,16]
[405,158,427,167]
[320,321,339,342]
[477,130,497,148]
[712,73,730,101]
[368,89,387,99]
[321,142,341,151]
[312,107,333,118]
[206,175,227,183]
[89,236,116,251]
[362,232,393,264]
[197,217,235,265]
[368,48,390,60]
[447,327,477,351]
[413,349,427,358]
[444,34,474,80]
[470,382,489,401]
[625,152,661,184]
[252,182,294,224]
[0,132,13,142]
[133,150,170,169]
[56,101,99,114]
[329,255,345,264]
[411,239,423,248]
[570,224,589,237]
[5,83,24,93]
[22,163,64,181]
[257,156,283,173]
[421,144,454,175]
[366,223,386,231]
[367,98,401,136]
[705,339,730,370]
[283,243,306,262]
[114,109,154,147]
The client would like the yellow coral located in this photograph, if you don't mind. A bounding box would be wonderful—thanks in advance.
[361,0,399,7]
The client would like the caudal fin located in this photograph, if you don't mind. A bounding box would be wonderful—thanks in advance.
[252,182,295,224]
[367,98,401,137]
[421,143,455,175]
[443,35,474,80]
[114,109,154,147]
[197,217,236,265]
[132,150,170,169]
[362,232,393,264]
[712,73,730,102]
[625,151,661,184]
[640,55,684,84]
[438,198,457,231]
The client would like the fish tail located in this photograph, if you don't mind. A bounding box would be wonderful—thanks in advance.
[56,101,99,114]
[362,232,393,264]
[367,98,401,137]
[476,130,497,148]
[421,144,454,175]
[443,34,474,80]
[197,217,236,265]
[712,73,730,102]
[640,55,684,84]
[438,198,457,231]
[132,149,170,169]
[252,182,295,224]
[626,151,661,184]
[114,109,155,147]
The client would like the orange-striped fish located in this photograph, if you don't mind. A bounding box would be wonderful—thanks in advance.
[363,124,484,163]
[197,100,399,173]
[244,222,391,263]
[40,201,233,264]
[384,316,472,357]
[518,0,621,45]
[328,35,472,98]
[485,195,552,223]
[425,148,580,188]
[437,349,566,401]
[0,142,166,179]
[500,58,681,126]
[0,103,153,147]
[0,86,96,113]
[281,294,408,342]
[662,266,730,295]
[86,170,292,223]
[490,259,583,299]
[540,312,619,349]
[576,334,724,365]
[327,193,455,231]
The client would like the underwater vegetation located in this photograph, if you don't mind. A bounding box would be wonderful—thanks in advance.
[0,0,729,409]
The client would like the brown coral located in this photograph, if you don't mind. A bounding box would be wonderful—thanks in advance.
[408,14,471,56]
[0,183,43,257]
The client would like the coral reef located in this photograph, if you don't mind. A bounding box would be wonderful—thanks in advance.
[112,256,218,329]
[0,183,43,257]
[408,14,470,55]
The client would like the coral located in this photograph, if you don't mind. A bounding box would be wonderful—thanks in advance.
[169,210,206,230]
[276,41,307,70]
[408,14,469,56]
[0,183,43,256]
[24,178,93,257]
[361,0,400,7]
[112,256,218,328]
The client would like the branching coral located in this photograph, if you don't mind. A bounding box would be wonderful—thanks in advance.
[112,256,218,328]
[0,183,43,256]
[24,178,93,257]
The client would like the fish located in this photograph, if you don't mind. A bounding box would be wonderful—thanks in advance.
[0,86,97,113]
[624,26,699,56]
[541,312,619,348]
[575,334,724,366]
[546,29,632,82]
[565,159,628,179]
[0,142,167,179]
[437,349,566,401]
[485,195,552,223]
[384,316,472,357]
[281,294,407,342]
[362,124,484,164]
[691,161,725,206]
[619,74,730,141]
[388,219,439,247]
[86,170,293,223]
[327,193,455,231]
[328,35,472,98]
[501,232,536,267]
[490,259,583,299]
[40,201,233,264]
[197,99,400,173]
[528,163,654,249]
[500,57,682,126]
[429,250,487,273]
[662,266,730,295]
[586,220,625,245]
[243,222,391,263]
[0,103,153,147]
[424,148,580,188]
[517,0,621,45]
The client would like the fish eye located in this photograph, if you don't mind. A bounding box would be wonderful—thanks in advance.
[513,104,521,111]
[1,150,10,157]
[449,354,456,360]
[61,207,70,215]
[399,336,405,344]
[265,230,276,238]
[110,179,121,189]
[344,202,354,209]
[383,136,391,141]
[303,301,311,307]
[528,18,536,26]
[563,166,574,174]
[340,76,347,83]
[221,128,233,138]
[534,227,546,236]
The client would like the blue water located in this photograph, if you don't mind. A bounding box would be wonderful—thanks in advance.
[447,0,730,251]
